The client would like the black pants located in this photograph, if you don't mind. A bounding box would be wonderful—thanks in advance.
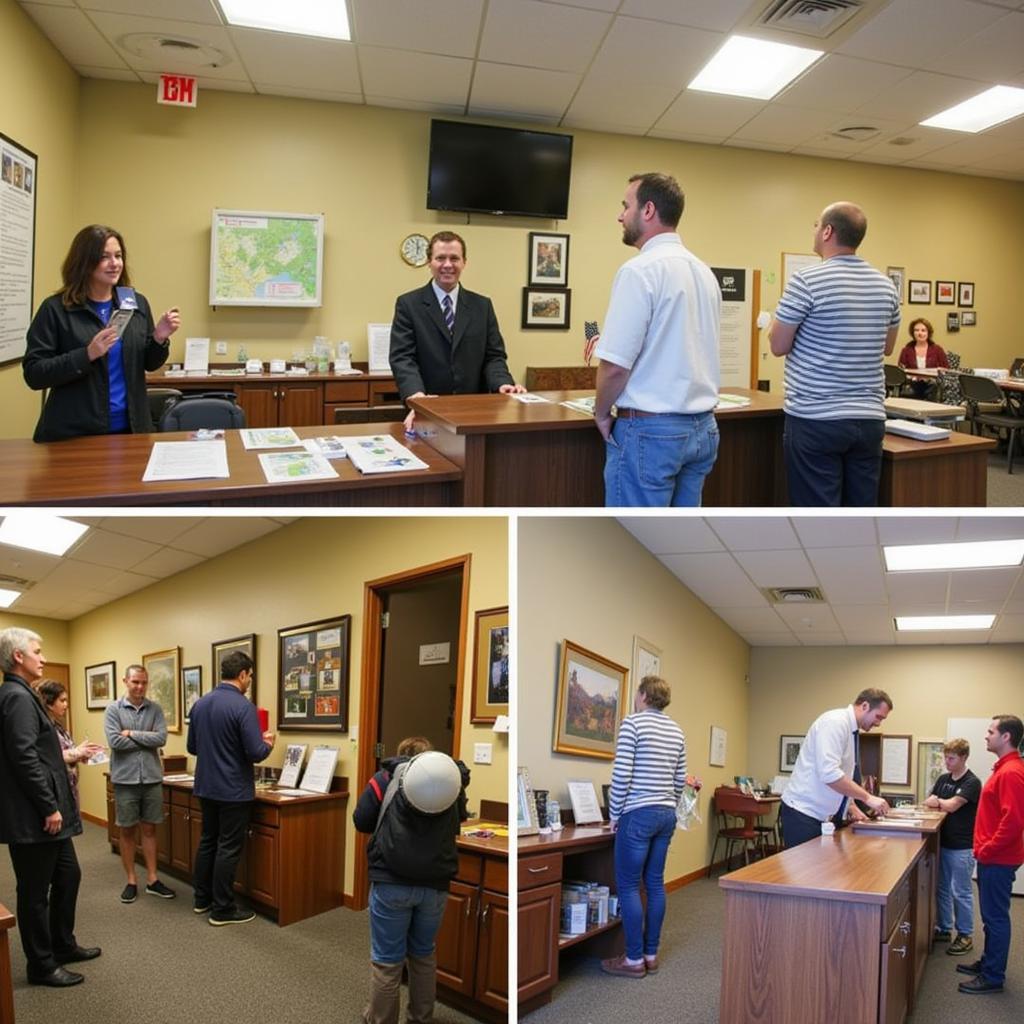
[8,838,81,978]
[193,799,252,913]
[780,802,826,849]
[784,414,885,506]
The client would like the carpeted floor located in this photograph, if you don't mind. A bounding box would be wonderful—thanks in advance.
[0,821,480,1024]
[985,453,1024,506]
[525,874,1024,1024]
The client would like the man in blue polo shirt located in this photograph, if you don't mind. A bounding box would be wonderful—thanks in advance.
[186,651,274,925]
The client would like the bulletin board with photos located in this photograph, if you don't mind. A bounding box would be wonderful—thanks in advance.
[277,614,351,731]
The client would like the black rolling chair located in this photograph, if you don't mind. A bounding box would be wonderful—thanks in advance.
[159,392,246,431]
[883,364,908,397]
[146,387,182,428]
[958,374,1024,474]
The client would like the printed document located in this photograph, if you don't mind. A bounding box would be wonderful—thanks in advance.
[142,440,230,481]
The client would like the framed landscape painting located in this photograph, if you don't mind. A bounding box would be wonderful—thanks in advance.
[553,639,628,759]
[142,647,180,734]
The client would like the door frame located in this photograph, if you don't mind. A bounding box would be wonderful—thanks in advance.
[351,552,472,910]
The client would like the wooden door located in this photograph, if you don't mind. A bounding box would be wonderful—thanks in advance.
[517,880,560,1003]
[278,382,324,425]
[245,825,279,907]
[475,889,509,1013]
[169,802,192,873]
[236,383,278,427]
[156,792,171,866]
[879,913,911,1024]
[435,880,477,995]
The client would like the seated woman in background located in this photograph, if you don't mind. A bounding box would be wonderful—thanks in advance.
[23,224,180,442]
[897,317,948,400]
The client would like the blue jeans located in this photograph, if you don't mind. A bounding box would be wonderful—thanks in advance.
[604,411,719,507]
[369,883,448,965]
[784,414,884,506]
[614,805,676,959]
[937,847,975,935]
[977,862,1019,985]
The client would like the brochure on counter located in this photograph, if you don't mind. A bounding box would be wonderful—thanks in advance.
[258,450,339,483]
[240,427,302,449]
[341,435,429,474]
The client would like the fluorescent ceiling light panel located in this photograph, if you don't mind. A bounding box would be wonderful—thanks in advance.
[920,86,1024,133]
[218,0,350,40]
[0,515,89,556]
[688,35,823,101]
[895,614,995,631]
[884,539,1024,572]
[0,588,21,609]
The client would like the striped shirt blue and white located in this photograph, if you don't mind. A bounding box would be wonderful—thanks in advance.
[608,709,686,824]
[776,254,900,421]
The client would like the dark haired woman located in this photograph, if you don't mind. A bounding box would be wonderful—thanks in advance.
[37,679,103,812]
[23,225,180,441]
[897,318,948,399]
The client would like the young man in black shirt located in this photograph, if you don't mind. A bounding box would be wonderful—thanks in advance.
[924,738,982,955]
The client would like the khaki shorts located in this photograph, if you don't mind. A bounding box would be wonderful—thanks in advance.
[114,782,164,827]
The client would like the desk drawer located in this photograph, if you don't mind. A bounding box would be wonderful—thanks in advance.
[169,788,191,808]
[325,381,370,403]
[518,851,563,892]
[483,856,509,894]
[251,803,280,828]
[885,875,912,938]
[455,852,483,885]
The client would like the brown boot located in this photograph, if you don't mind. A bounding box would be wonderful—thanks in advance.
[363,961,404,1024]
[405,953,437,1023]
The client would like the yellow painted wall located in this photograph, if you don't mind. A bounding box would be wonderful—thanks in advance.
[0,0,79,438]
[0,611,70,665]
[4,10,1023,440]
[748,645,1024,796]
[61,515,506,897]
[518,517,750,883]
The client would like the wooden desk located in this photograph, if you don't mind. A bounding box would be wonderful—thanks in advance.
[719,828,934,1024]
[1,423,460,507]
[436,829,509,1024]
[880,429,995,505]
[518,824,620,1015]
[105,778,347,926]
[0,901,13,1024]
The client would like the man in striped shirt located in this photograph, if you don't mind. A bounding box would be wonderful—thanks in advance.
[769,202,900,506]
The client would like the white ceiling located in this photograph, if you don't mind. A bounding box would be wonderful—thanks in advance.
[618,515,1024,646]
[16,0,1024,181]
[0,514,291,620]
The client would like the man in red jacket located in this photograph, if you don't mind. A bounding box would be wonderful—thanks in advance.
[957,714,1024,995]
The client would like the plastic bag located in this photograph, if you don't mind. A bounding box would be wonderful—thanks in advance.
[676,783,702,830]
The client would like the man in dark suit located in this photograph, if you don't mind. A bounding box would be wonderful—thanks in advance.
[389,231,525,430]
[0,627,100,986]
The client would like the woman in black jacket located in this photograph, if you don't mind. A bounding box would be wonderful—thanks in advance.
[23,224,180,441]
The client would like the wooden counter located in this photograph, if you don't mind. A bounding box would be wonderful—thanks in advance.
[105,777,348,926]
[719,828,934,1023]
[0,901,13,1024]
[2,422,460,507]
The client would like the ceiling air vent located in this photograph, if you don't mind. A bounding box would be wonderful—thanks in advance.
[764,586,825,603]
[830,125,880,142]
[118,33,232,69]
[888,136,917,146]
[757,0,866,39]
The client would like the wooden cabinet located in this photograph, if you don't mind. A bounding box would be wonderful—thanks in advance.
[237,380,324,427]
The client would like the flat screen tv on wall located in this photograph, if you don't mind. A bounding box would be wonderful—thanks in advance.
[426,120,573,220]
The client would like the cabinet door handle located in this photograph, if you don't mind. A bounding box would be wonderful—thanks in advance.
[892,945,907,959]
[481,903,489,927]
[528,866,550,873]
[465,898,473,919]
[899,921,911,935]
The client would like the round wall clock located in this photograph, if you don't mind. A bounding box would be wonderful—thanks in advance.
[400,233,429,267]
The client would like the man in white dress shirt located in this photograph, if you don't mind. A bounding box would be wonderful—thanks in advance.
[780,688,893,848]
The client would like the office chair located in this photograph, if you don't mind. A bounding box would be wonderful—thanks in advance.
[958,374,1024,474]
[159,392,246,431]
[146,388,182,429]
[883,364,907,397]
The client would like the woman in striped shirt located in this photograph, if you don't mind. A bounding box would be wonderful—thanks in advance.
[601,676,695,978]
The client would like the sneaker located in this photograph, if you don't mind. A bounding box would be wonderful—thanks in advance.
[120,883,137,904]
[145,880,176,899]
[958,975,1003,995]
[193,901,211,915]
[955,960,984,976]
[933,929,952,942]
[209,908,256,926]
[948,935,973,956]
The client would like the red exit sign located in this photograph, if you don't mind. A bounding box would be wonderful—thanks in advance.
[157,74,198,108]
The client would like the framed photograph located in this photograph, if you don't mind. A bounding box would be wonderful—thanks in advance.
[528,232,569,287]
[517,766,539,836]
[84,661,116,710]
[553,639,628,760]
[946,312,960,332]
[709,725,727,768]
[779,734,805,773]
[521,287,571,330]
[277,614,351,731]
[935,280,955,305]
[182,665,202,724]
[471,605,509,724]
[908,279,931,304]
[917,741,946,802]
[880,734,912,786]
[886,266,905,302]
[958,281,974,307]
[631,635,661,687]
[142,647,181,734]
[566,778,603,825]
[961,310,977,327]
[212,634,257,703]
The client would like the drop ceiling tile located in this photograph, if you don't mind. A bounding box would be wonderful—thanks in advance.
[948,567,1019,603]
[877,517,958,544]
[745,634,796,646]
[79,0,221,22]
[799,633,847,646]
[71,531,161,570]
[710,606,790,633]
[470,108,560,125]
[732,549,816,588]
[360,47,472,105]
[94,571,156,599]
[913,133,1024,167]
[920,10,1024,81]
[940,630,992,645]
[654,90,765,138]
[842,628,897,645]
[857,71,991,126]
[775,55,912,114]
[774,603,840,632]
[653,127,733,145]
[729,104,837,146]
[565,78,679,129]
[1005,578,1024,611]
[831,605,895,632]
[21,3,128,67]
[889,601,945,617]
[76,65,141,81]
[991,613,1024,641]
[854,129,959,163]
[479,0,611,73]
[964,152,1024,175]
[366,95,464,114]
[720,138,794,153]
[172,517,281,557]
[229,27,359,91]
[132,547,206,578]
[350,0,484,58]
[618,517,724,553]
[792,517,878,548]
[264,86,365,104]
[137,72,254,93]
[886,571,949,604]
[27,560,120,594]
[619,0,750,31]
[807,547,887,604]
[0,546,60,582]
[470,63,579,119]
[657,552,767,607]
[707,518,800,551]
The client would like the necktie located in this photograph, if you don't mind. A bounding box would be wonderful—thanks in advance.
[442,294,454,336]
[835,730,861,824]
